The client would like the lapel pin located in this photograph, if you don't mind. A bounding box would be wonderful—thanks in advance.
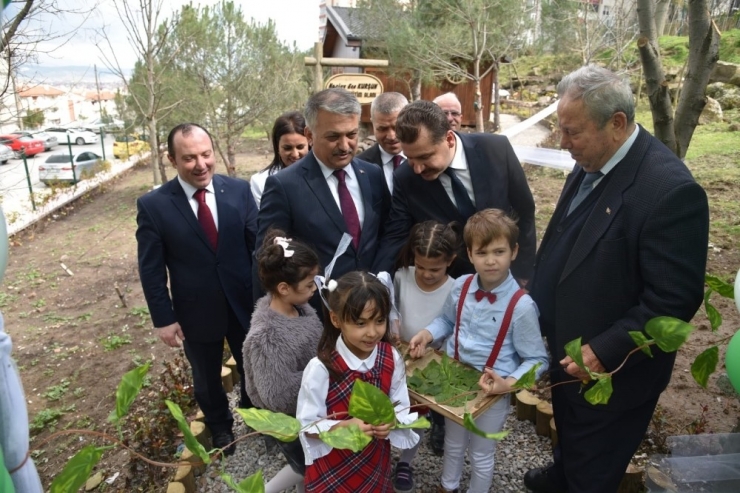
[606,207,611,214]
[359,170,365,174]
[220,189,224,193]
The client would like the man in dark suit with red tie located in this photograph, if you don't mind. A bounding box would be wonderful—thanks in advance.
[373,100,536,284]
[357,91,408,194]
[136,123,258,455]
[257,88,390,299]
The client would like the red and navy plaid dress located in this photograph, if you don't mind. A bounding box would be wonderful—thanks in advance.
[304,341,395,493]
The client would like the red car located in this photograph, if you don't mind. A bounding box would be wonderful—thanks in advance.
[0,134,45,158]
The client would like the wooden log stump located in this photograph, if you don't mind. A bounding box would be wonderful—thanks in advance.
[645,466,677,492]
[193,410,205,423]
[174,464,196,493]
[221,366,233,393]
[181,447,206,476]
[226,356,239,386]
[515,390,540,423]
[190,421,211,451]
[617,463,644,493]
[549,417,558,447]
[535,400,553,437]
[166,483,185,493]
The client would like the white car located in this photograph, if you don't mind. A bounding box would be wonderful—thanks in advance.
[44,127,99,145]
[39,151,103,185]
[0,144,13,164]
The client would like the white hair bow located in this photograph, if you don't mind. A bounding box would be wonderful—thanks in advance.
[314,233,353,308]
[274,236,294,257]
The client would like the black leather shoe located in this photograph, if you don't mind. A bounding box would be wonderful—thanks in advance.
[212,431,236,456]
[429,421,445,456]
[523,464,567,493]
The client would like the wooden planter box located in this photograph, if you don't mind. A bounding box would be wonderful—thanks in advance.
[399,342,501,426]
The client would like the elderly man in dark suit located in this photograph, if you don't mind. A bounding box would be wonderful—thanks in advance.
[136,123,257,456]
[372,100,536,283]
[257,88,390,295]
[357,91,408,193]
[525,65,709,493]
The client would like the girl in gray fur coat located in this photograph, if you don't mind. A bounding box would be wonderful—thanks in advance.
[243,230,323,493]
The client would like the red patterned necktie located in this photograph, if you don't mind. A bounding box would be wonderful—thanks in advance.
[194,188,218,250]
[333,169,361,250]
[474,289,496,304]
[392,154,403,169]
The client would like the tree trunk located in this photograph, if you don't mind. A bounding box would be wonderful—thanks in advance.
[637,0,677,154]
[673,0,719,158]
[655,0,671,36]
[474,58,484,132]
[148,117,166,184]
[492,67,500,133]
[226,140,237,177]
[411,69,422,102]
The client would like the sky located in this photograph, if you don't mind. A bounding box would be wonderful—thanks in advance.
[4,0,321,70]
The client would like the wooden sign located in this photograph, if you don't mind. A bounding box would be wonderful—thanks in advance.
[325,73,383,104]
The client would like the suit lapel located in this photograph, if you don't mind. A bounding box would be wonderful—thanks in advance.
[212,175,234,253]
[301,152,347,234]
[459,134,490,208]
[169,178,214,251]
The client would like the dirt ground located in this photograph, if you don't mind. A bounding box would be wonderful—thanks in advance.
[2,136,739,491]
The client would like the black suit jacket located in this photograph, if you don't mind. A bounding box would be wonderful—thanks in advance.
[357,142,383,167]
[529,127,709,411]
[373,132,536,279]
[136,175,258,342]
[256,151,391,283]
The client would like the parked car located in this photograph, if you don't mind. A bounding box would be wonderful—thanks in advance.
[0,134,45,158]
[13,131,58,151]
[38,151,103,185]
[113,135,150,159]
[80,118,124,134]
[0,144,13,164]
[44,127,99,145]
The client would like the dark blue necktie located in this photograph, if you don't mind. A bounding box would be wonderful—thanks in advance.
[567,171,603,215]
[444,167,476,219]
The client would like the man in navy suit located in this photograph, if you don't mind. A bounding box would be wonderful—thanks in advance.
[373,100,536,283]
[526,66,709,492]
[136,123,257,455]
[357,91,408,194]
[257,88,390,296]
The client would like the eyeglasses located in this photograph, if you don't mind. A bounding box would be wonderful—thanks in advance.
[443,111,462,117]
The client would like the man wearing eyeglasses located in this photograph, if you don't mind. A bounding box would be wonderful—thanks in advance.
[433,92,463,130]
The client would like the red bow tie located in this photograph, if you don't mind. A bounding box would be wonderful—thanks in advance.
[474,289,496,304]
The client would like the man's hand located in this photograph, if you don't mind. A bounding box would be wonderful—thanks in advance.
[408,329,433,359]
[157,322,185,348]
[559,343,606,381]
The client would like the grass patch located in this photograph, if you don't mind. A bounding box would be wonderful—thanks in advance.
[101,333,132,351]
[43,379,71,401]
[29,405,75,432]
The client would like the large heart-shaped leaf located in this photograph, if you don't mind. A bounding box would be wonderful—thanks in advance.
[704,289,722,332]
[628,331,653,358]
[221,470,265,493]
[645,317,693,353]
[50,445,105,493]
[319,424,373,452]
[462,412,509,440]
[583,377,613,405]
[348,379,395,426]
[691,346,719,389]
[705,274,735,298]
[165,400,210,464]
[109,363,150,423]
[236,408,300,442]
[511,363,542,390]
[564,338,585,370]
[394,416,431,429]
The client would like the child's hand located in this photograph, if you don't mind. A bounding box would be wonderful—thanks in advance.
[372,422,393,440]
[409,329,433,358]
[333,418,373,437]
[478,368,516,395]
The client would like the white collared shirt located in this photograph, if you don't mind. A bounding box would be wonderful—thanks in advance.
[315,157,365,227]
[296,336,420,464]
[177,175,219,228]
[439,133,475,207]
[378,146,405,194]
[592,124,640,188]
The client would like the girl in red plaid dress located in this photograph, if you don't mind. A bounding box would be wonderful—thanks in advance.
[296,271,420,493]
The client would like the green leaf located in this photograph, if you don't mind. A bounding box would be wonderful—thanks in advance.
[221,470,265,493]
[462,412,509,440]
[628,331,653,358]
[235,408,300,442]
[583,377,613,405]
[704,289,722,332]
[348,379,396,426]
[511,363,542,390]
[165,400,211,464]
[644,317,694,353]
[705,273,735,298]
[49,445,105,493]
[109,363,150,423]
[691,346,719,389]
[319,424,373,452]
[564,337,585,370]
[394,416,431,429]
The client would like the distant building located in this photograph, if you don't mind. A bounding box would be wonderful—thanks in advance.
[319,0,357,41]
